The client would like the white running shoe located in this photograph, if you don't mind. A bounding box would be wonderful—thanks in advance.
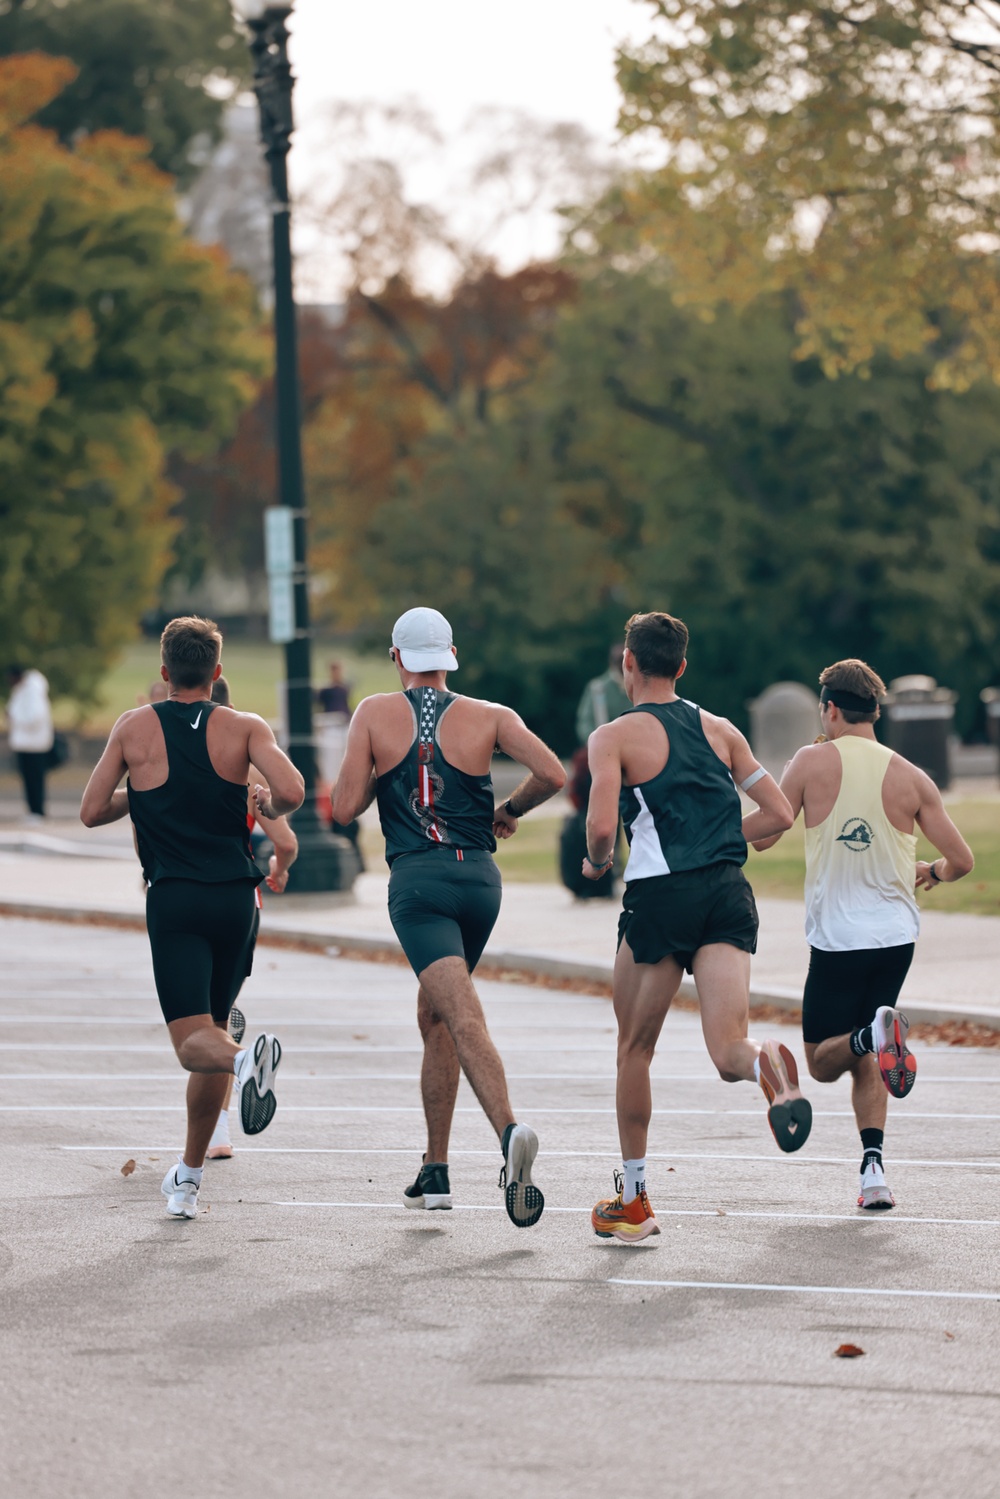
[858,1158,895,1211]
[228,1005,247,1045]
[161,1163,200,1219]
[206,1106,233,1160]
[500,1124,544,1228]
[235,1032,281,1135]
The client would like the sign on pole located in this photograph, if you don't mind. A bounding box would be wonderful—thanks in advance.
[265,506,296,644]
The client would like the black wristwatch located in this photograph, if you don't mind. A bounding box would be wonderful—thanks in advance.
[928,860,942,883]
[503,799,521,819]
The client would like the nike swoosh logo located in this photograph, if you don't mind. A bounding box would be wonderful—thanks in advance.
[190,710,203,729]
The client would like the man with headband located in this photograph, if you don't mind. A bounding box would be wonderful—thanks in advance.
[751,658,973,1210]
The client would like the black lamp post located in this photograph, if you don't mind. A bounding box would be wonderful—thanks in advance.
[231,0,357,892]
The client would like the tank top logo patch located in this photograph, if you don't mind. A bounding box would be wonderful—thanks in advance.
[836,818,874,852]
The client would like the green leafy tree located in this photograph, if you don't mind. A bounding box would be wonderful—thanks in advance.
[609,1,1000,387]
[0,0,246,182]
[0,54,265,704]
[545,267,1000,731]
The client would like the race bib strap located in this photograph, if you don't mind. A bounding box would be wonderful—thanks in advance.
[740,766,768,792]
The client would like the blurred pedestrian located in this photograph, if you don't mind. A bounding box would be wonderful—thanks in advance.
[6,664,54,822]
[561,643,630,898]
[316,660,352,718]
[575,642,630,745]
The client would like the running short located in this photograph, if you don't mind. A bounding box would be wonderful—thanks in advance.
[802,944,914,1045]
[387,849,502,978]
[617,861,758,973]
[145,877,260,1025]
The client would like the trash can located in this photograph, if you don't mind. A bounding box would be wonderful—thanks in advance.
[882,675,956,789]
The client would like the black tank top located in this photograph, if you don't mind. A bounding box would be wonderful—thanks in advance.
[375,688,497,864]
[619,699,747,879]
[127,700,262,887]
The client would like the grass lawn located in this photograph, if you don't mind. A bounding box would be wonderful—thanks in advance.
[57,640,399,735]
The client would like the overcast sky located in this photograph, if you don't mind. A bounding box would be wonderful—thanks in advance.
[277,0,657,296]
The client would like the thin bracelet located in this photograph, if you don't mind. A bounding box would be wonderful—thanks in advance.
[586,853,613,871]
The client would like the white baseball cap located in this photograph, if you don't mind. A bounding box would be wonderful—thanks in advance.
[391,607,458,672]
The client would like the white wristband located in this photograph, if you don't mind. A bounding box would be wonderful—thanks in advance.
[740,767,767,792]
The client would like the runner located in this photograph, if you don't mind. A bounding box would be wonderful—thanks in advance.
[585,611,804,1244]
[203,673,299,1161]
[750,658,974,1210]
[331,606,565,1227]
[80,617,304,1219]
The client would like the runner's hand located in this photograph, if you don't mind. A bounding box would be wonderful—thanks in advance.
[493,803,518,839]
[915,860,943,891]
[254,783,275,821]
[581,857,610,881]
[266,854,289,894]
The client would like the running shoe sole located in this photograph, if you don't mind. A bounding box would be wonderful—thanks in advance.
[228,1005,247,1045]
[873,1006,916,1098]
[503,1124,544,1228]
[759,1042,812,1153]
[403,1191,453,1210]
[238,1033,281,1135]
[858,1182,895,1210]
[206,1144,234,1160]
[592,1206,661,1243]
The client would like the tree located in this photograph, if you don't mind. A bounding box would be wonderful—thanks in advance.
[0,54,265,703]
[0,0,246,182]
[608,0,1000,386]
[544,266,1000,732]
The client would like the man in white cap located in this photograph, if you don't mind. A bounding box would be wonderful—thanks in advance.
[333,606,566,1227]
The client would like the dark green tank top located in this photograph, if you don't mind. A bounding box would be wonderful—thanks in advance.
[127,700,262,886]
[619,698,747,879]
[375,688,496,864]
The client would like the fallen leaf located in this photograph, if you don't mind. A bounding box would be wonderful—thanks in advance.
[717,1209,727,1216]
[834,1344,865,1358]
[120,1159,136,1177]
[667,1167,676,1173]
[148,1157,159,1162]
[944,1332,955,1341]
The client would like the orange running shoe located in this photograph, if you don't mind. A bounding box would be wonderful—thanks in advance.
[872,1006,916,1098]
[758,1040,812,1153]
[592,1174,660,1242]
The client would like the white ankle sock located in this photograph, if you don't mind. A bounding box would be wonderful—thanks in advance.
[623,1158,646,1204]
[178,1158,203,1186]
[753,1054,761,1084]
[209,1109,231,1146]
[233,1049,246,1077]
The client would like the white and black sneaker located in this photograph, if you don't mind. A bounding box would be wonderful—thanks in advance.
[228,1005,247,1046]
[858,1156,895,1210]
[235,1032,281,1135]
[161,1163,200,1220]
[499,1123,544,1228]
[403,1160,452,1211]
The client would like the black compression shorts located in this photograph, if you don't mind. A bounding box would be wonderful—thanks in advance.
[388,849,502,978]
[617,862,759,973]
[802,944,914,1045]
[146,877,260,1025]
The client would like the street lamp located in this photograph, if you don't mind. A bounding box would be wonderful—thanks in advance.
[231,0,357,891]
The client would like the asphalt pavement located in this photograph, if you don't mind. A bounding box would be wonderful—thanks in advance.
[1,916,998,1499]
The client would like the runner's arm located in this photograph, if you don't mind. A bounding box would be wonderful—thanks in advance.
[248,775,298,893]
[80,721,130,826]
[493,708,566,837]
[748,749,805,851]
[246,716,305,819]
[725,722,794,845]
[914,774,974,889]
[583,724,621,877]
[331,703,378,825]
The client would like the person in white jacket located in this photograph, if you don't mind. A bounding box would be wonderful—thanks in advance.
[6,665,54,820]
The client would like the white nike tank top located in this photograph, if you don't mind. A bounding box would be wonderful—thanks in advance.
[804,737,919,952]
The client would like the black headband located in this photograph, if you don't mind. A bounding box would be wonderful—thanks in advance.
[820,685,878,714]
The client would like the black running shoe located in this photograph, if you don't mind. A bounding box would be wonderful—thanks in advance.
[499,1123,544,1228]
[403,1161,452,1210]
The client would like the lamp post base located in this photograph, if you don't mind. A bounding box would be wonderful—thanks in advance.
[285,821,361,894]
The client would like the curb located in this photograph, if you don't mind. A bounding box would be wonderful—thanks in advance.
[2,900,1000,1035]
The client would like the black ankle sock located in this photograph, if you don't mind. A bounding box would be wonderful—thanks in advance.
[860,1127,884,1170]
[850,1024,874,1058]
[500,1123,515,1159]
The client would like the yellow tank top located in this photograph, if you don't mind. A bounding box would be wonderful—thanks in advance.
[804,737,919,952]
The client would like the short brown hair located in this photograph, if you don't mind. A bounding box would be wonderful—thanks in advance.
[625,612,689,680]
[819,658,885,724]
[161,616,222,689]
[211,674,231,706]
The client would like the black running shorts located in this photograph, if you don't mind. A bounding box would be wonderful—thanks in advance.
[145,877,260,1025]
[802,943,914,1045]
[388,849,502,978]
[617,861,758,973]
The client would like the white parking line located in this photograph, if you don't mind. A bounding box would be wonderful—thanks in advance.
[608,1277,1000,1302]
[56,1144,1000,1167]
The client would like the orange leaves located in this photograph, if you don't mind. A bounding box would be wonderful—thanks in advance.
[0,54,77,133]
[120,1159,136,1177]
[833,1344,865,1359]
